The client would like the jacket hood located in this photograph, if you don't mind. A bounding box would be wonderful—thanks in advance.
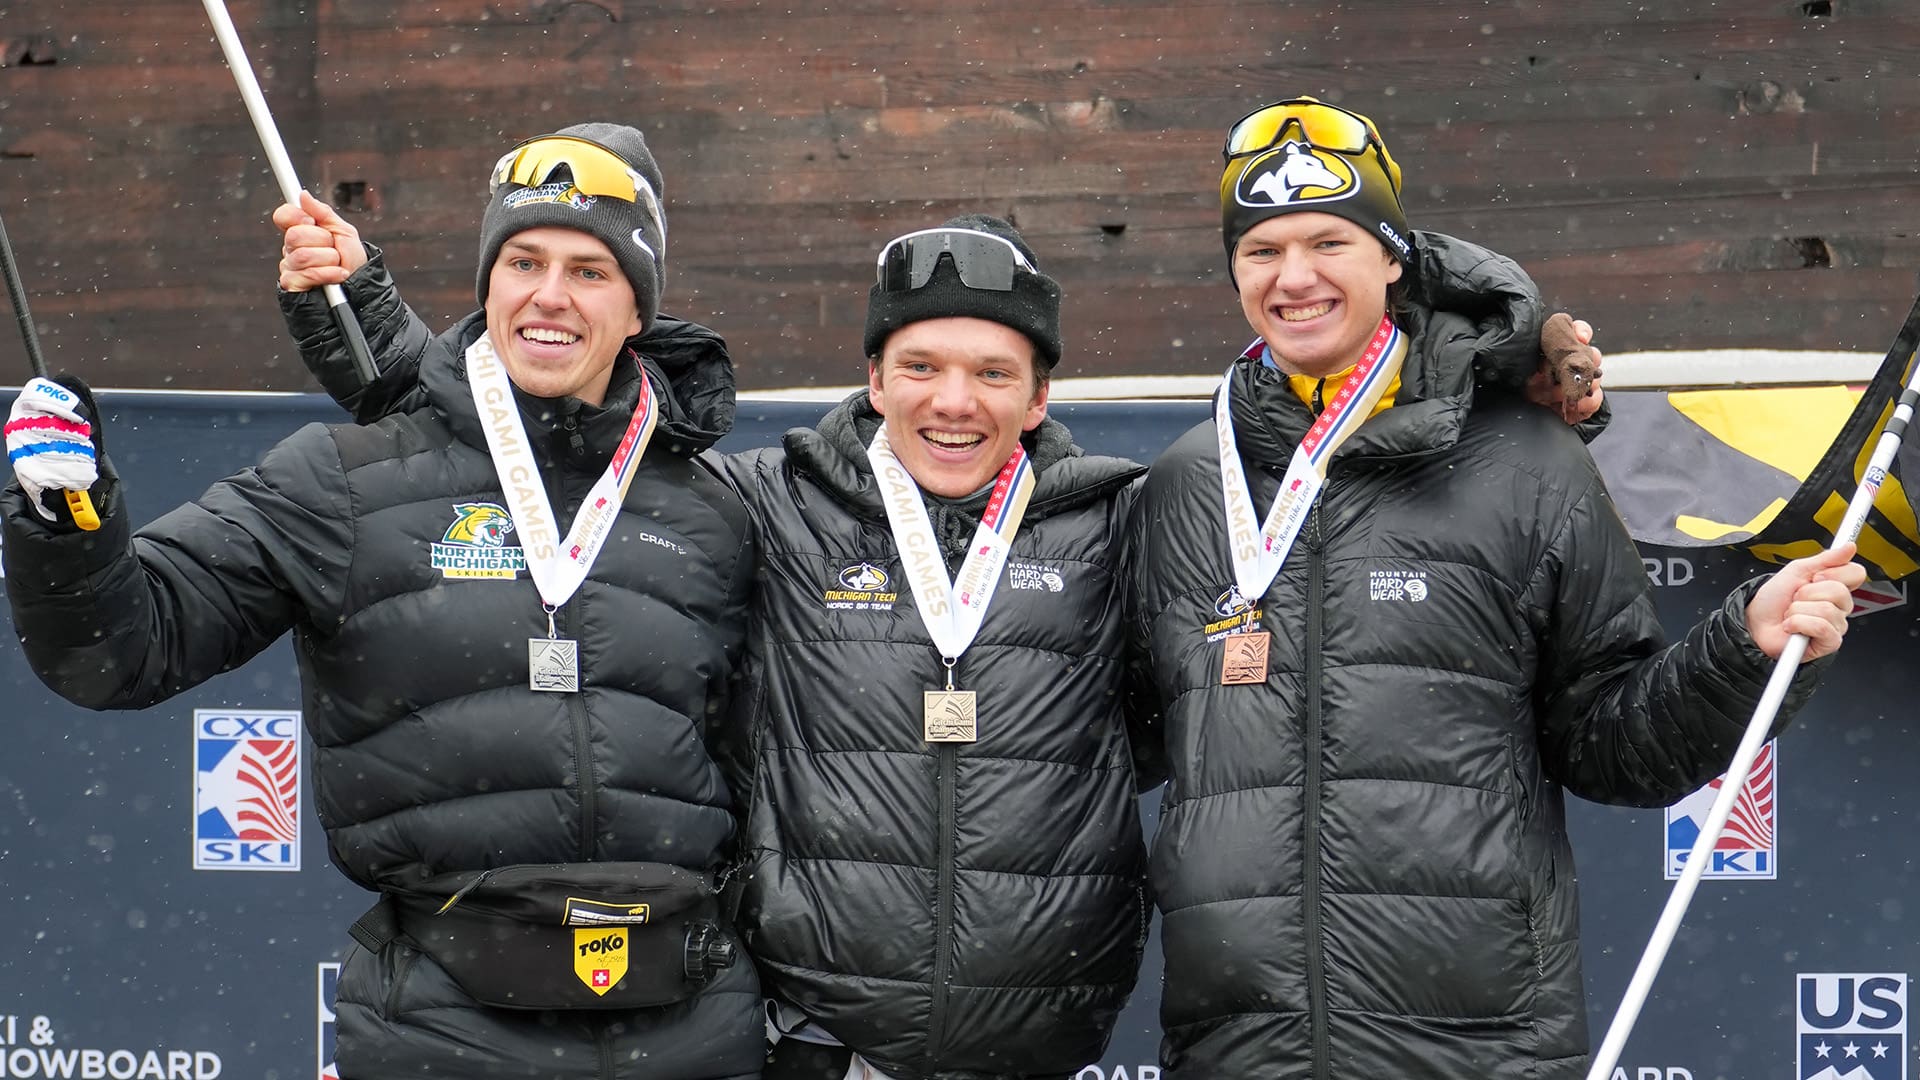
[422,311,738,461]
[1226,229,1546,473]
[783,388,1142,521]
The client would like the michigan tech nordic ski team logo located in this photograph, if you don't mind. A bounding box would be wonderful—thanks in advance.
[431,502,526,579]
[824,562,899,611]
[1235,140,1361,209]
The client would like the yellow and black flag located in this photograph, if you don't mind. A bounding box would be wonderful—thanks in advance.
[1595,294,1920,583]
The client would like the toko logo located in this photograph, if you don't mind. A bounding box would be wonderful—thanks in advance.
[194,709,301,872]
[1797,973,1906,1080]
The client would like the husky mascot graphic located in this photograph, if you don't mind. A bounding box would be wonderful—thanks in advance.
[1237,140,1358,207]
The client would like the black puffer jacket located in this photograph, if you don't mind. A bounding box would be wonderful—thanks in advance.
[1126,235,1827,1080]
[720,393,1151,1080]
[2,305,765,1079]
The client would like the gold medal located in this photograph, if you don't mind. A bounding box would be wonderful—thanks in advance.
[1220,631,1271,686]
[923,690,978,743]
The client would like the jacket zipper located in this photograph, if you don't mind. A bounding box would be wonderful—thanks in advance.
[543,453,597,864]
[1304,501,1331,1080]
[927,742,960,1058]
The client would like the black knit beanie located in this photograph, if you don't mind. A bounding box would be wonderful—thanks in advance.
[476,122,668,325]
[862,214,1063,368]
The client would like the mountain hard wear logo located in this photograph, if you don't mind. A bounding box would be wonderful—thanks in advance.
[431,502,527,579]
[1235,140,1361,209]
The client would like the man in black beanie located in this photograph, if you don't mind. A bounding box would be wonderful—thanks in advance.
[7,122,767,1079]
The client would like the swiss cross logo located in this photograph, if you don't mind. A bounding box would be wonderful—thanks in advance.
[592,969,610,988]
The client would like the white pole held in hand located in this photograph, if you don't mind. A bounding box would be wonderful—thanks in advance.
[1584,349,1920,1080]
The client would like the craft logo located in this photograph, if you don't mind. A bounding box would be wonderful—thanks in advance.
[318,962,340,1080]
[1664,740,1776,880]
[1007,560,1066,593]
[431,502,526,579]
[194,709,301,871]
[503,181,595,212]
[1797,972,1905,1080]
[1204,587,1263,642]
[1369,569,1429,602]
[1235,141,1359,208]
[823,562,898,611]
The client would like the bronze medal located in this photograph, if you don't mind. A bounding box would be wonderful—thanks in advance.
[923,690,978,743]
[1220,631,1271,686]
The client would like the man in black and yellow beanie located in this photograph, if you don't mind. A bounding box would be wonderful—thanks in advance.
[1130,95,1865,1080]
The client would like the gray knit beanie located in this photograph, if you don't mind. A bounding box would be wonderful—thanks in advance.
[476,122,667,325]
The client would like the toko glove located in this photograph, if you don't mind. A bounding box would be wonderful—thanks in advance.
[5,375,104,524]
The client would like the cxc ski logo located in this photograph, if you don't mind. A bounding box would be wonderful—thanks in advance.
[1237,141,1359,208]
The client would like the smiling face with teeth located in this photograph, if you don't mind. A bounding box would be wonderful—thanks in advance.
[483,227,643,406]
[1232,212,1402,380]
[867,317,1050,499]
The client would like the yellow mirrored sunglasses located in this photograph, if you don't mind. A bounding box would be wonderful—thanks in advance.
[1223,97,1403,195]
[489,135,665,239]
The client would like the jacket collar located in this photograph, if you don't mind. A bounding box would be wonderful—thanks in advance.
[1226,229,1543,474]
[423,312,737,466]
[783,388,1142,520]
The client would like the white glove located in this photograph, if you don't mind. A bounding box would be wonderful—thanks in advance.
[5,377,99,522]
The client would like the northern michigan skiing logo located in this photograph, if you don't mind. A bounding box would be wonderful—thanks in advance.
[1235,141,1360,209]
[503,181,595,213]
[431,502,526,579]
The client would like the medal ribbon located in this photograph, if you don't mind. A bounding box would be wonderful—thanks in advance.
[465,334,658,612]
[867,427,1036,661]
[1216,314,1407,606]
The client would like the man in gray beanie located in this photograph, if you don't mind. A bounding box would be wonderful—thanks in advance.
[7,123,767,1079]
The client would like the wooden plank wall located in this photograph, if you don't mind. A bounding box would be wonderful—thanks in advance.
[2,0,1916,392]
